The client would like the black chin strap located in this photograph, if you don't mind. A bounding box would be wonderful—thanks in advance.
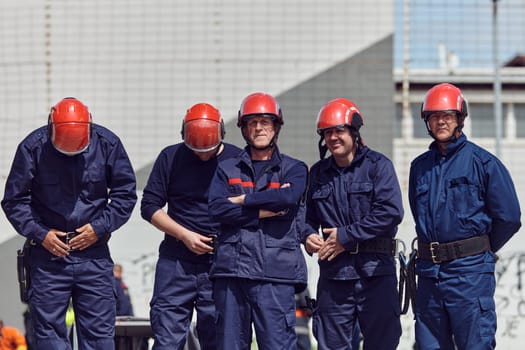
[241,124,280,150]
[318,137,328,160]
[425,117,463,144]
[317,126,361,160]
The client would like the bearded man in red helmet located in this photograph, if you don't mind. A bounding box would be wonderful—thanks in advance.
[409,83,521,349]
[2,97,137,350]
[302,98,403,350]
[141,102,241,349]
[208,92,308,350]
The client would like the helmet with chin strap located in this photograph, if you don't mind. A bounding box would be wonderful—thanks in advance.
[316,98,364,159]
[421,83,468,141]
[237,92,283,149]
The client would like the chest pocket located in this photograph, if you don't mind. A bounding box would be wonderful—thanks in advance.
[447,177,482,218]
[312,184,332,202]
[34,173,61,206]
[347,182,373,218]
[84,165,107,199]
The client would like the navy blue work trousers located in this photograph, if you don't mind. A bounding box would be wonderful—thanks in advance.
[150,257,215,350]
[313,275,401,350]
[213,277,297,350]
[30,257,115,350]
[415,272,496,350]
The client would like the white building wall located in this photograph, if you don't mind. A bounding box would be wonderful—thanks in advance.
[0,0,397,342]
[1,0,393,242]
[3,1,523,348]
[0,0,393,174]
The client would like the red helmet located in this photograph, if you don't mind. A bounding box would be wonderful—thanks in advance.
[316,98,364,135]
[237,92,283,127]
[181,103,224,152]
[421,83,468,121]
[49,97,91,155]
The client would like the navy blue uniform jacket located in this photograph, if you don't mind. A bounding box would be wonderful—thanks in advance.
[409,134,521,278]
[141,143,242,264]
[208,146,308,289]
[1,124,137,261]
[305,146,404,280]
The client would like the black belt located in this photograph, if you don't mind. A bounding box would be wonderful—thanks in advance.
[349,237,397,256]
[418,235,491,263]
[58,231,80,245]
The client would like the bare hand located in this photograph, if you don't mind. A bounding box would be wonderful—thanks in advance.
[180,231,214,255]
[228,194,246,205]
[318,228,345,261]
[305,234,324,254]
[68,223,99,251]
[42,229,69,257]
[259,209,283,219]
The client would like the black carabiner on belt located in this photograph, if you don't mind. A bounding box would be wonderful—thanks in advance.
[399,238,418,315]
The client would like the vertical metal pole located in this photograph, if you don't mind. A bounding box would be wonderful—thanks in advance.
[493,0,502,157]
[401,0,413,140]
[45,0,52,107]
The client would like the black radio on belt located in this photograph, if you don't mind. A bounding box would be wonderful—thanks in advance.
[17,239,33,303]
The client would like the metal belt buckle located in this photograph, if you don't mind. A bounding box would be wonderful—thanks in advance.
[349,243,359,254]
[65,231,76,246]
[430,242,441,263]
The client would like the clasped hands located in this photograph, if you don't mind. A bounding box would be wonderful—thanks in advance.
[305,227,345,261]
[42,223,99,257]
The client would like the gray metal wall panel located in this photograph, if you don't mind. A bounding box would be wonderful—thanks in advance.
[224,35,395,167]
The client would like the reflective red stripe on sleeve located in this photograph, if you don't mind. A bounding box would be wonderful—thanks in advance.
[266,182,281,189]
[228,178,254,187]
